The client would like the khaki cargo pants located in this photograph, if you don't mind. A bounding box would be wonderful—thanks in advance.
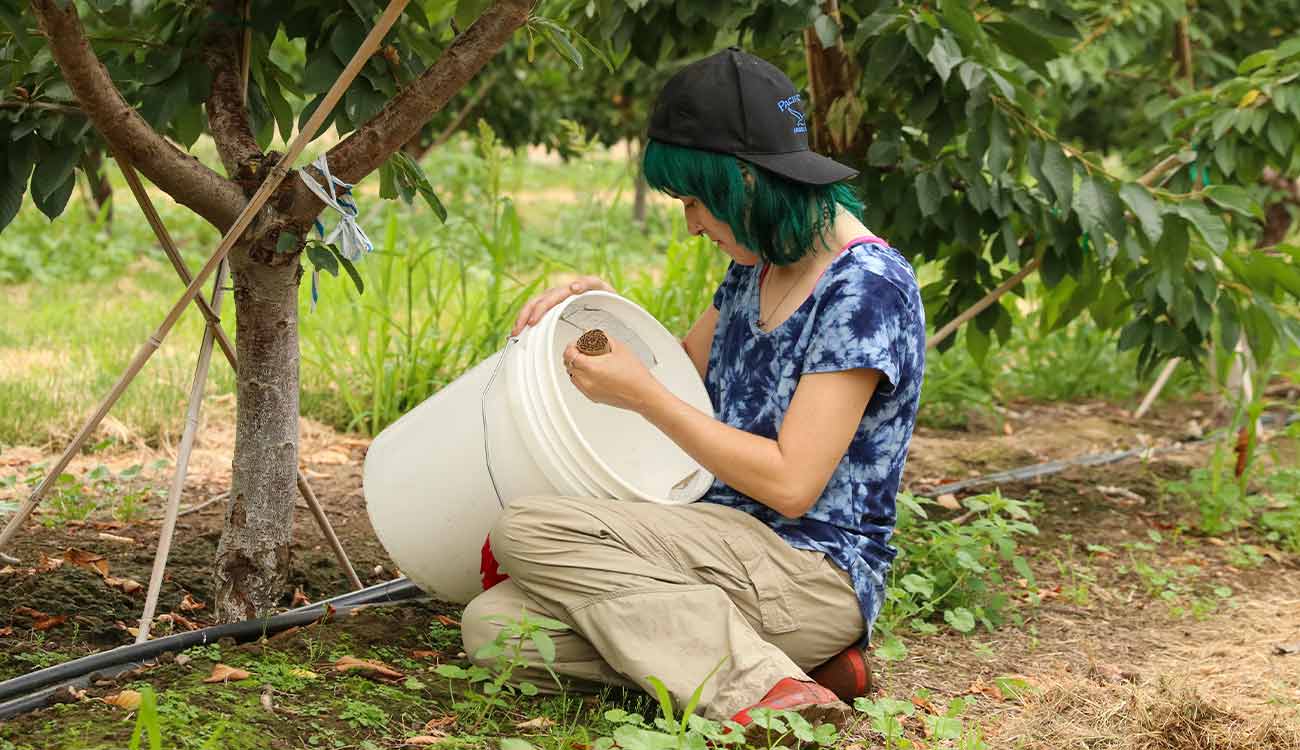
[461,495,864,721]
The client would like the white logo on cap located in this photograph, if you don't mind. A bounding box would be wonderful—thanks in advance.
[777,95,807,134]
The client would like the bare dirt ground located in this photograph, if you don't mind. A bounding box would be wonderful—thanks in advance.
[1,393,1297,748]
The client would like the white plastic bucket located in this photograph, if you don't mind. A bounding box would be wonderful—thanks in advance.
[362,291,716,603]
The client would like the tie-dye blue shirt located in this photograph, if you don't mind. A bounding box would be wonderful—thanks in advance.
[702,236,925,641]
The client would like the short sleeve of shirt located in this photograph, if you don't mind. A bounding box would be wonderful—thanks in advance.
[801,272,911,396]
[712,261,743,310]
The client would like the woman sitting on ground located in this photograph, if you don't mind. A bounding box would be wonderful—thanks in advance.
[462,47,926,734]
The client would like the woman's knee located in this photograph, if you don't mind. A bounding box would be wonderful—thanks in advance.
[490,495,591,572]
[461,589,510,666]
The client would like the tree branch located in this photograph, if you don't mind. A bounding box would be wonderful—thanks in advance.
[286,0,531,224]
[30,0,244,231]
[203,0,262,180]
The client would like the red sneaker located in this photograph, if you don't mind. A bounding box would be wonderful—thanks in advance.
[730,677,851,742]
[808,645,874,702]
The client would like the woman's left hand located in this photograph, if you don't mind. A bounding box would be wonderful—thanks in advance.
[563,336,662,413]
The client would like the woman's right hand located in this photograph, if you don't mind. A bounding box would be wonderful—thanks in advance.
[511,276,615,337]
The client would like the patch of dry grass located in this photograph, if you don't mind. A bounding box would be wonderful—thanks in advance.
[995,676,1300,750]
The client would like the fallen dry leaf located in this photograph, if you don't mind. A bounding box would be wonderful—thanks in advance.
[911,694,937,713]
[0,626,13,637]
[411,650,441,660]
[936,493,961,511]
[434,615,461,628]
[97,532,136,545]
[260,686,275,713]
[403,737,444,746]
[33,614,67,631]
[104,576,143,594]
[36,552,64,572]
[423,715,457,732]
[64,548,110,577]
[333,655,403,680]
[289,668,319,679]
[964,679,1003,701]
[103,690,143,710]
[204,663,252,683]
[291,587,312,607]
[179,593,206,612]
[158,613,200,631]
[14,606,48,619]
[514,716,557,731]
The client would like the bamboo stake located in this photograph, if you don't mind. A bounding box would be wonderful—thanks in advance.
[1134,357,1180,419]
[0,0,411,555]
[927,257,1040,350]
[116,159,238,368]
[136,260,228,643]
[118,155,361,592]
[927,151,1189,351]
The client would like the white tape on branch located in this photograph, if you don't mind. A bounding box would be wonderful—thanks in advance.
[299,155,374,308]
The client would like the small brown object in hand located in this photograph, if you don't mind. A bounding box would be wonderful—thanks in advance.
[577,329,612,356]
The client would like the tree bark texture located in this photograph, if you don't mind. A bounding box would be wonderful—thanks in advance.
[212,244,302,622]
[802,0,862,157]
[203,0,263,181]
[30,0,245,230]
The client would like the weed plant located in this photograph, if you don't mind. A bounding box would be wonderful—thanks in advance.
[876,491,1039,658]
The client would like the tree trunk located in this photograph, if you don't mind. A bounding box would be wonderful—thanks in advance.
[212,241,301,621]
[803,0,860,157]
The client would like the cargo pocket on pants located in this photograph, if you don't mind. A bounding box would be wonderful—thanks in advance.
[722,531,799,635]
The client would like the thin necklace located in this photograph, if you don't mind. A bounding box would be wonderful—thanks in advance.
[757,262,809,330]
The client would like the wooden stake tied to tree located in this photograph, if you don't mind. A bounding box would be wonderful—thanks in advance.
[16,0,532,622]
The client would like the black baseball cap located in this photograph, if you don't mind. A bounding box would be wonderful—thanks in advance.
[648,47,858,186]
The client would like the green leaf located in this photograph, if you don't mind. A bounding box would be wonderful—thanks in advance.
[307,242,338,276]
[535,20,583,70]
[330,15,367,64]
[644,676,676,725]
[986,19,1058,76]
[915,171,941,215]
[0,160,26,232]
[1267,114,1296,157]
[1040,144,1073,212]
[1237,49,1275,73]
[33,173,74,220]
[986,108,1011,176]
[940,0,982,45]
[1176,202,1229,254]
[814,12,839,47]
[868,34,909,83]
[276,231,301,255]
[32,145,80,202]
[943,607,976,633]
[1120,183,1163,244]
[530,631,556,665]
[680,657,727,733]
[1073,176,1124,255]
[500,740,537,750]
[874,635,907,661]
[302,50,344,95]
[927,31,963,83]
[333,247,365,295]
[1204,185,1262,219]
[900,573,934,597]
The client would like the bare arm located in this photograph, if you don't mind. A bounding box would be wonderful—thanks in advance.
[567,336,882,520]
[680,307,719,379]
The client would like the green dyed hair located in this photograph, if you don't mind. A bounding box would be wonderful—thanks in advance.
[642,140,864,266]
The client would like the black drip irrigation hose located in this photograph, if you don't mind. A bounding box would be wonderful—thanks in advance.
[0,576,423,720]
[918,411,1297,497]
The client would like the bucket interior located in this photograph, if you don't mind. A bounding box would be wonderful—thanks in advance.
[544,293,715,503]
